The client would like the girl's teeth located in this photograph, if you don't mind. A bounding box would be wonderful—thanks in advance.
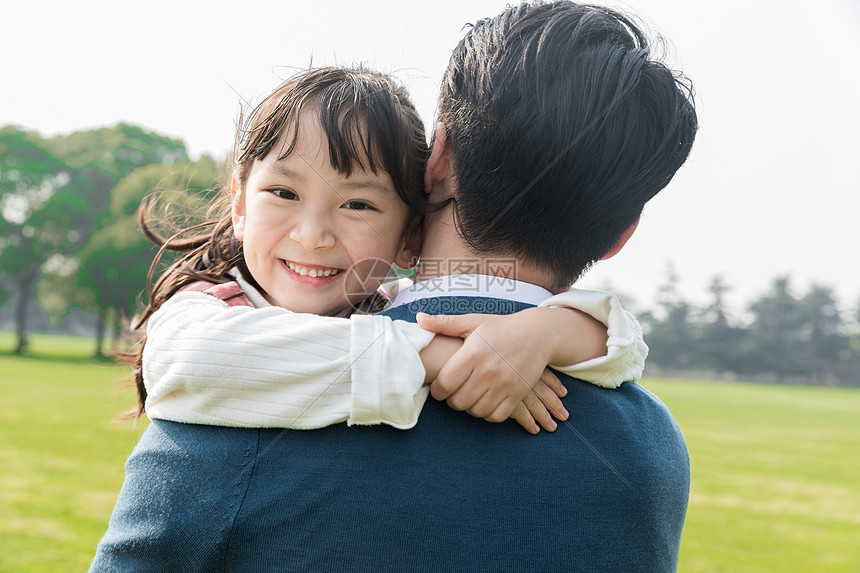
[289,262,338,277]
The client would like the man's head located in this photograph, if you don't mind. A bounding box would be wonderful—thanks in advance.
[428,1,697,289]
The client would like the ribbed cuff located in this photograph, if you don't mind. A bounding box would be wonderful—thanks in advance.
[348,315,435,428]
[539,290,648,388]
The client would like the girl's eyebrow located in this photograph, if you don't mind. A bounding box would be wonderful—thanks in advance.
[339,178,394,195]
[269,157,392,195]
[268,163,305,180]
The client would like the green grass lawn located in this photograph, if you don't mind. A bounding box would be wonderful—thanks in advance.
[1,332,858,571]
[0,333,146,572]
[642,378,860,572]
[0,331,103,358]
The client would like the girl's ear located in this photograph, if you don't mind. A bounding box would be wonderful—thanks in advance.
[394,217,423,270]
[231,177,246,241]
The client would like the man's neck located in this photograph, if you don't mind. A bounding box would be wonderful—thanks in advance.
[413,203,470,282]
[417,227,563,294]
[417,190,566,293]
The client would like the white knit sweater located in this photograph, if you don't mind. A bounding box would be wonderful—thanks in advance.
[143,277,647,430]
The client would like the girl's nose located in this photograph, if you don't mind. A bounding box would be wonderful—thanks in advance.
[289,213,336,250]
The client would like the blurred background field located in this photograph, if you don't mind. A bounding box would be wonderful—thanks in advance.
[643,378,860,572]
[0,333,146,572]
[1,334,858,572]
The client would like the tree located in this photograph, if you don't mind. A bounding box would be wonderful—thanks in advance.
[802,285,842,348]
[698,275,750,373]
[640,264,698,371]
[32,124,196,354]
[747,277,809,376]
[45,122,188,182]
[0,126,99,353]
[65,157,221,355]
[0,122,196,354]
[849,298,860,378]
[800,284,848,373]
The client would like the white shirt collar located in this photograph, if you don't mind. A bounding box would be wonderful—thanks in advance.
[229,267,271,308]
[387,274,553,309]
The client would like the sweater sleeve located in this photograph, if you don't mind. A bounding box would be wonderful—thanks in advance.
[537,288,648,388]
[143,292,434,429]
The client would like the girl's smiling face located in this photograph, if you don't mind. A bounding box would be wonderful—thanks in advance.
[232,113,416,316]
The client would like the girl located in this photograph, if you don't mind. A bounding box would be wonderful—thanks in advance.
[133,66,646,435]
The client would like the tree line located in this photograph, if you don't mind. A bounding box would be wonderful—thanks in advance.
[637,268,860,385]
[0,123,218,355]
[2,123,859,384]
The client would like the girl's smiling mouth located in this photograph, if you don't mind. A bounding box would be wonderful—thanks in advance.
[282,260,344,283]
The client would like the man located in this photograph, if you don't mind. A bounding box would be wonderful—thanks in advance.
[91,2,696,571]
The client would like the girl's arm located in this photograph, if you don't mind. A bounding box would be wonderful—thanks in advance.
[142,291,435,429]
[144,287,642,433]
[538,288,647,385]
[415,289,647,432]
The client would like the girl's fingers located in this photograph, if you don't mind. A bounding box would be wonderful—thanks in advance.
[534,375,569,421]
[416,312,484,338]
[429,350,474,400]
[521,391,557,432]
[508,402,540,435]
[541,368,567,398]
[465,391,502,419]
[444,380,487,412]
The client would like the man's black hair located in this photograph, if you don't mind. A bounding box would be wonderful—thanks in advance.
[438,1,698,287]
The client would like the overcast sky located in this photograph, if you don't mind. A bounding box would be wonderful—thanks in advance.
[4,0,859,316]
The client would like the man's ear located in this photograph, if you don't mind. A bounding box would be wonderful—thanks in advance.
[230,177,246,241]
[599,219,639,260]
[394,217,423,269]
[424,123,453,199]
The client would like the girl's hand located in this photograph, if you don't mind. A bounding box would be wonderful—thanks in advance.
[499,369,568,434]
[416,311,572,434]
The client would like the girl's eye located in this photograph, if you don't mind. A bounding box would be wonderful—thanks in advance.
[342,200,373,210]
[270,188,298,200]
